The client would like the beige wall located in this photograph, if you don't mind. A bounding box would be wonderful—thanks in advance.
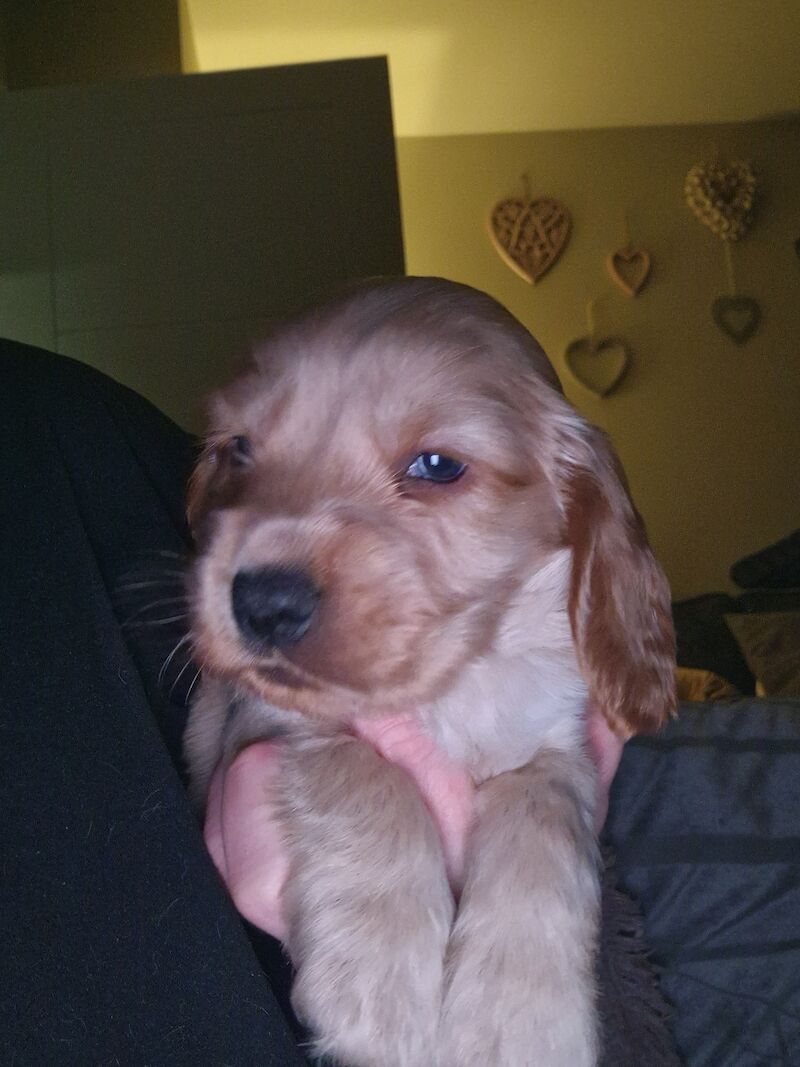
[398,120,800,599]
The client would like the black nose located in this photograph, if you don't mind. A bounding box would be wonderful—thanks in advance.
[231,567,320,648]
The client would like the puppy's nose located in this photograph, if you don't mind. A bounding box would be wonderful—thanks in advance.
[232,567,320,648]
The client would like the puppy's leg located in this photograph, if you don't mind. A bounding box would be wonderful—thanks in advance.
[439,748,599,1067]
[184,676,231,809]
[282,734,454,1067]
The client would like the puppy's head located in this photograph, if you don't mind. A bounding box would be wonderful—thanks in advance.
[188,277,675,733]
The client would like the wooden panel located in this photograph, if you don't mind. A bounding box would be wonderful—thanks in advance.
[51,106,367,330]
[2,0,181,89]
[1,58,404,426]
[57,317,275,432]
[0,91,54,350]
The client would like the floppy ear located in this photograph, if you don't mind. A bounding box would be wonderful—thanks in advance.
[186,440,223,540]
[561,423,676,737]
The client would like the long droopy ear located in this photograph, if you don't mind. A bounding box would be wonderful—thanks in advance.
[561,422,676,737]
[186,448,214,534]
[186,438,225,540]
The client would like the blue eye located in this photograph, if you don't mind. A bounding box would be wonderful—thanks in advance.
[405,452,466,483]
[229,435,253,467]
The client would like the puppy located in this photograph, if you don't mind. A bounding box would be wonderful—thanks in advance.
[184,277,676,1066]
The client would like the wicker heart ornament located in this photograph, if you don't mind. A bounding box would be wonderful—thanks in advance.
[685,159,755,242]
[711,296,760,344]
[564,335,630,397]
[487,197,571,283]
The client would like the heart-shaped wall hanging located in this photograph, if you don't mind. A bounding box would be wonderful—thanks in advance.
[487,196,571,284]
[606,246,651,297]
[564,335,630,397]
[711,295,761,344]
[685,159,756,242]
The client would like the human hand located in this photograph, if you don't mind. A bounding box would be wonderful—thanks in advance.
[203,706,624,942]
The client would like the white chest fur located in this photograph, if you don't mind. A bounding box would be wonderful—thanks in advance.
[423,549,587,780]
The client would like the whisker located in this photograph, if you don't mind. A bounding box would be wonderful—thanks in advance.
[168,655,197,700]
[118,577,186,593]
[158,633,193,687]
[123,595,187,620]
[125,614,189,630]
[184,663,204,704]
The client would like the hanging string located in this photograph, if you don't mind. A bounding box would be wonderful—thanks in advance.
[723,241,737,296]
[586,297,597,342]
[521,172,532,203]
[622,209,631,250]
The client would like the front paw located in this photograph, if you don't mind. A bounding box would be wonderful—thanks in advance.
[291,884,452,1067]
[283,737,454,1066]
[438,751,600,1067]
[438,926,598,1067]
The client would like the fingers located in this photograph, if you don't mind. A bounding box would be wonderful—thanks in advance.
[203,759,228,879]
[354,714,475,893]
[585,707,625,833]
[205,742,290,942]
[205,704,622,945]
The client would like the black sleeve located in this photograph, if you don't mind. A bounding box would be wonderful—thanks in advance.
[0,341,306,1067]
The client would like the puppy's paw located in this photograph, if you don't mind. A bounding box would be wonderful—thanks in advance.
[438,750,600,1067]
[284,737,454,1067]
[291,885,452,1067]
[438,937,598,1067]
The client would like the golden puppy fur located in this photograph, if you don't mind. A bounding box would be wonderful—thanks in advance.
[184,277,676,1066]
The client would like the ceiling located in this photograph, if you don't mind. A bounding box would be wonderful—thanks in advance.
[181,0,800,138]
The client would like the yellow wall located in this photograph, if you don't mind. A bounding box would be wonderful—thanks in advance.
[398,121,800,598]
[180,0,800,137]
[178,5,800,598]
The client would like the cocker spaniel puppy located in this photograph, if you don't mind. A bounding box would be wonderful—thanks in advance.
[184,276,676,1067]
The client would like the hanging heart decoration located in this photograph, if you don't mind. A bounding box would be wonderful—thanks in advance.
[606,246,651,297]
[711,295,761,344]
[487,196,571,284]
[563,335,630,397]
[684,159,756,241]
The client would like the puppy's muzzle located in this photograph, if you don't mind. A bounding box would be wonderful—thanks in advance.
[232,566,320,649]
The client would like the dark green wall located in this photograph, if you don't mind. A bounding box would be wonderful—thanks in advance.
[1,0,181,89]
[0,58,403,428]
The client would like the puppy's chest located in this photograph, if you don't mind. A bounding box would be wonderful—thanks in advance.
[216,639,588,784]
[422,651,588,781]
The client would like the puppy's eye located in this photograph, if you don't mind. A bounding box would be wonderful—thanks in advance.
[405,452,466,484]
[229,435,253,466]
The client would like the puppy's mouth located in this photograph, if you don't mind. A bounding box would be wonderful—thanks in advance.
[254,660,320,692]
[195,629,338,716]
